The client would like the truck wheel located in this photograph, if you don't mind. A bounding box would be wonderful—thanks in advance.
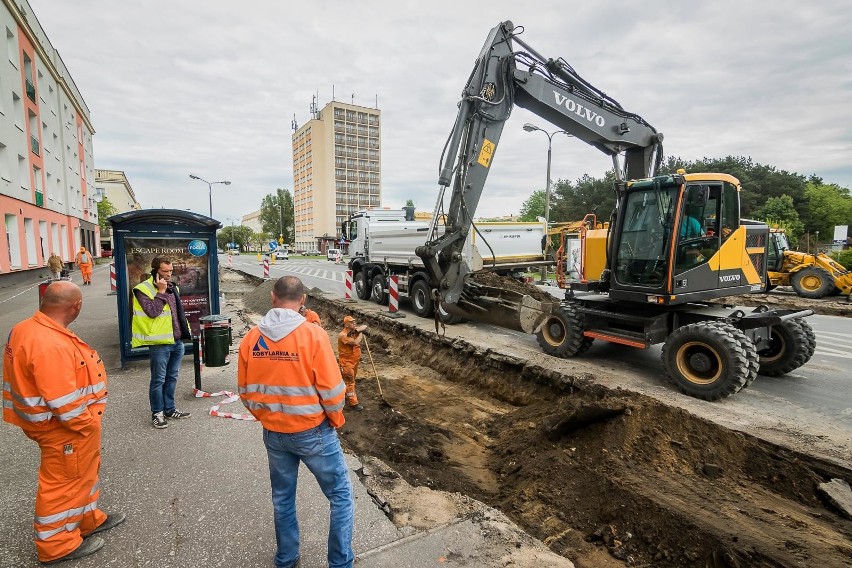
[354,271,371,300]
[734,330,760,388]
[409,280,434,318]
[535,301,593,358]
[661,321,749,400]
[757,319,814,376]
[371,274,389,305]
[791,267,833,298]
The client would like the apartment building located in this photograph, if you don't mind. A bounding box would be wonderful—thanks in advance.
[241,209,262,233]
[292,100,381,252]
[1,0,98,278]
[94,169,141,252]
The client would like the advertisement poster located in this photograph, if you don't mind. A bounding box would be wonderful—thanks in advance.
[124,237,211,338]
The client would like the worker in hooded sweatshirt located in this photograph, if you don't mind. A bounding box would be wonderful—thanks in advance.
[3,280,125,564]
[75,246,94,285]
[238,275,353,568]
[337,315,367,412]
[299,304,322,325]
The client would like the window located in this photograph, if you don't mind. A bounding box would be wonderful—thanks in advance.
[18,155,28,190]
[6,27,16,67]
[24,218,36,266]
[39,221,48,263]
[12,92,23,131]
[60,224,68,260]
[6,214,22,268]
[33,166,43,206]
[0,142,9,182]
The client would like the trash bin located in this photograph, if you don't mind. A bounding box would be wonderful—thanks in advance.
[37,279,52,305]
[199,315,232,367]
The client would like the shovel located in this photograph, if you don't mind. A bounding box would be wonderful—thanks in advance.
[362,335,391,408]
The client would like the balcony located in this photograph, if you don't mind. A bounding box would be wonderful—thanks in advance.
[35,191,44,207]
[30,135,40,156]
[25,79,36,103]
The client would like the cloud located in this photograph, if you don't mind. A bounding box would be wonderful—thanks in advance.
[32,0,852,222]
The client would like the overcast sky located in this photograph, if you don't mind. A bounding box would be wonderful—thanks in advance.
[31,0,852,224]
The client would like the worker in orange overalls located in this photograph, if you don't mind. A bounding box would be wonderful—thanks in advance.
[338,315,367,411]
[75,246,94,285]
[238,276,354,567]
[3,281,125,564]
[299,305,322,325]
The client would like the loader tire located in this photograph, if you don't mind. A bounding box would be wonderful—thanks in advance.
[535,300,594,358]
[662,321,749,401]
[371,274,389,305]
[734,329,760,388]
[409,280,434,318]
[758,319,814,376]
[354,270,371,300]
[791,267,833,299]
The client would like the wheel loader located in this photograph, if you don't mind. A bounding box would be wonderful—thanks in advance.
[767,229,852,299]
[415,21,816,400]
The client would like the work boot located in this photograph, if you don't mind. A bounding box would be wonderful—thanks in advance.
[41,536,104,564]
[152,412,169,429]
[90,512,126,535]
[347,403,364,412]
[165,409,191,419]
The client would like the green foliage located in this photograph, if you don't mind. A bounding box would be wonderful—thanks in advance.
[830,249,852,270]
[755,195,804,244]
[549,171,618,223]
[217,225,253,251]
[519,190,547,221]
[260,188,295,243]
[803,182,852,239]
[96,197,118,232]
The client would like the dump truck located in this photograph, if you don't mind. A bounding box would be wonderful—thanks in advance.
[342,208,550,320]
[415,21,816,400]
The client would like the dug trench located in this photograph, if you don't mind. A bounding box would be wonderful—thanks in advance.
[232,276,852,567]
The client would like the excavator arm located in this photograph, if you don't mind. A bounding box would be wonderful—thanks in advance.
[416,21,663,325]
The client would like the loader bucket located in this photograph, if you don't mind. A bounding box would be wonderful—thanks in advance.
[444,283,557,333]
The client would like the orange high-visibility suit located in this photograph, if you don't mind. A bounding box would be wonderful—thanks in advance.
[337,330,362,407]
[238,314,345,433]
[3,312,109,563]
[75,248,94,285]
[302,307,321,325]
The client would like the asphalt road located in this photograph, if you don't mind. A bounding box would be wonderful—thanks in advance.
[225,253,852,429]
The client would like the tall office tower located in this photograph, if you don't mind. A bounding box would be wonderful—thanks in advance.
[292,100,381,252]
[1,0,99,279]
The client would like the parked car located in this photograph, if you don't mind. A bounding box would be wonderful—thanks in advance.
[327,248,341,261]
[305,249,322,256]
[274,250,289,260]
[100,250,113,258]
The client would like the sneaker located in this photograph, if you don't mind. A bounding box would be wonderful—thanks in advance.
[165,409,191,419]
[41,535,104,564]
[90,512,126,535]
[152,412,169,429]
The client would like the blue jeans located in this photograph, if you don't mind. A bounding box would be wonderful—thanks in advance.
[148,341,185,414]
[263,422,355,568]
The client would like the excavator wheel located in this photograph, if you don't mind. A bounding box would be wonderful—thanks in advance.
[354,270,372,300]
[409,280,434,318]
[791,267,833,299]
[436,302,465,325]
[661,321,751,401]
[535,300,593,358]
[735,330,761,388]
[758,319,815,376]
[371,274,389,305]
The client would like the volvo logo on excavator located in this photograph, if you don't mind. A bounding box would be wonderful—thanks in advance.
[553,91,606,127]
[719,274,741,283]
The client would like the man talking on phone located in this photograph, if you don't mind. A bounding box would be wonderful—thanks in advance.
[132,257,192,429]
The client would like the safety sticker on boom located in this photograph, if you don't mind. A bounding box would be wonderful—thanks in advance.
[477,139,495,167]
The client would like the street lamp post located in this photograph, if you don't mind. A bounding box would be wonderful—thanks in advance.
[523,123,573,284]
[189,174,231,218]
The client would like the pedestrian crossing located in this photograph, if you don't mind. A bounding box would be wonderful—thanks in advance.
[268,262,346,282]
[813,331,852,360]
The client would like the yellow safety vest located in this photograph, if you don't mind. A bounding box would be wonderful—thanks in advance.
[131,278,177,347]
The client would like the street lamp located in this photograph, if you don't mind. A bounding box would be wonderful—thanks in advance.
[523,123,573,284]
[189,174,231,218]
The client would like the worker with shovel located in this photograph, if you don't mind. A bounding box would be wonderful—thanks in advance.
[338,315,367,411]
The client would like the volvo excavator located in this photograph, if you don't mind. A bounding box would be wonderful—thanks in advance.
[416,21,816,400]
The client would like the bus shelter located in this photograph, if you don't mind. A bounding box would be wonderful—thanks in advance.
[109,209,222,367]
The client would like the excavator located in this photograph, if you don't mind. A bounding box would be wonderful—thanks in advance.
[416,21,816,400]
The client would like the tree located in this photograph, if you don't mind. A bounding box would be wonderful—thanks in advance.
[405,199,415,207]
[804,182,852,238]
[549,172,618,223]
[217,225,253,252]
[518,190,547,221]
[754,195,805,244]
[260,188,295,244]
[96,197,118,232]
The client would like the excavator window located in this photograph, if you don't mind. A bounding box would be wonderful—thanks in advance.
[675,184,722,272]
[615,186,678,288]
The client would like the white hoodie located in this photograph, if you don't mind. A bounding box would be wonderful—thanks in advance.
[258,308,306,342]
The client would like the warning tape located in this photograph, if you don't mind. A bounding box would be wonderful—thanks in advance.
[193,388,257,421]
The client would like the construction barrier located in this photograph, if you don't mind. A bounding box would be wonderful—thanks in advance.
[263,257,270,279]
[109,263,117,293]
[389,275,399,313]
[227,254,232,268]
[345,270,353,299]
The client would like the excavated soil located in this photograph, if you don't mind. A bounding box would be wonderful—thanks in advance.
[236,275,852,567]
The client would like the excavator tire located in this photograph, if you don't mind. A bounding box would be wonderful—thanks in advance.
[535,300,593,358]
[409,280,434,318]
[354,270,372,300]
[661,321,750,401]
[371,274,389,305]
[758,319,815,376]
[735,329,761,388]
[791,267,834,299]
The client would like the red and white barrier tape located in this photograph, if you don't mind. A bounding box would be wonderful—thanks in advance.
[193,388,256,421]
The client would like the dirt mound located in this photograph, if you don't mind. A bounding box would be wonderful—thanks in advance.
[710,290,851,318]
[470,271,556,303]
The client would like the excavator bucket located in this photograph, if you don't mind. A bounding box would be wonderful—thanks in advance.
[444,282,557,334]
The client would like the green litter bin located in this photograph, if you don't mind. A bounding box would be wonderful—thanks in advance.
[200,315,232,367]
